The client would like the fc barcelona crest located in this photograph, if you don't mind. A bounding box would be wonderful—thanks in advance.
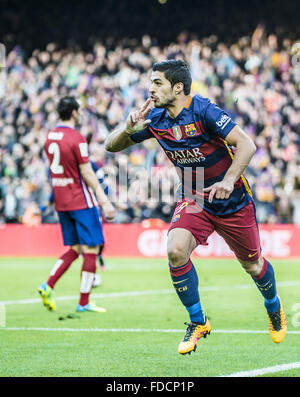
[184,123,197,136]
[172,126,182,140]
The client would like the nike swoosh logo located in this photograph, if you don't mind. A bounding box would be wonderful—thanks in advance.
[255,281,272,288]
[157,131,168,136]
[248,252,257,258]
[172,278,189,285]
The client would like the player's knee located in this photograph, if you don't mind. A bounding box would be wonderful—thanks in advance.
[82,245,99,255]
[71,244,81,254]
[167,244,188,267]
[239,255,264,277]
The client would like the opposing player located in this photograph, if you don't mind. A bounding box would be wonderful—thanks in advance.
[105,60,287,354]
[38,96,115,313]
[40,161,108,287]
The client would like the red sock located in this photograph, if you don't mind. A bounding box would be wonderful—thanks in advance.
[79,253,97,306]
[47,249,79,289]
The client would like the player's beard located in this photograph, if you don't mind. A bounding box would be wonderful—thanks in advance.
[154,95,175,109]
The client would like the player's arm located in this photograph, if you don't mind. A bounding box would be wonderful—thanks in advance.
[204,125,256,203]
[222,125,256,185]
[105,99,153,152]
[202,101,257,202]
[79,162,115,221]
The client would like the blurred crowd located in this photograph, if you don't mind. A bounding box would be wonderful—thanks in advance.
[1,24,300,224]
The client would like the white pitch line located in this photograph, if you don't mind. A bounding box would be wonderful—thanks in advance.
[0,327,300,335]
[1,280,300,306]
[0,289,173,305]
[220,362,300,377]
[0,327,178,333]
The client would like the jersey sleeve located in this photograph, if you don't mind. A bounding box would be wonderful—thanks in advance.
[73,134,90,164]
[203,102,236,139]
[130,127,152,143]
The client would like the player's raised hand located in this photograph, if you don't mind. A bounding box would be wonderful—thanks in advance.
[203,180,234,203]
[125,98,153,134]
[101,201,116,222]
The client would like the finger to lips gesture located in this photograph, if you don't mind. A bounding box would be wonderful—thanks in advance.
[126,98,153,133]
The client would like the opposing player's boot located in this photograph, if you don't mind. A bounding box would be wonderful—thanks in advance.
[267,295,287,343]
[76,301,106,313]
[178,317,211,355]
[38,282,56,311]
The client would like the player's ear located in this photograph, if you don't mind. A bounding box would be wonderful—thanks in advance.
[72,109,78,119]
[174,82,184,95]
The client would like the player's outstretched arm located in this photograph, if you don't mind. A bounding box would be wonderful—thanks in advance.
[105,99,153,152]
[79,162,115,221]
[203,125,256,203]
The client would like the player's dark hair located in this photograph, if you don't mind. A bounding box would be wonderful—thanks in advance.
[152,60,192,95]
[57,96,79,120]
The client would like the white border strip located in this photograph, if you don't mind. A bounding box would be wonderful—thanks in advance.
[220,362,300,377]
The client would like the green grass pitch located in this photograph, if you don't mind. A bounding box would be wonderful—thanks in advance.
[0,256,300,377]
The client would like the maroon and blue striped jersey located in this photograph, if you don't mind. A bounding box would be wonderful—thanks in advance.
[130,95,253,216]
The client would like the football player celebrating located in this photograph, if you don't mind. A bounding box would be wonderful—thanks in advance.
[105,60,286,354]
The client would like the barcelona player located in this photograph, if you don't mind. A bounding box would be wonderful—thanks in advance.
[105,60,287,354]
[38,96,115,313]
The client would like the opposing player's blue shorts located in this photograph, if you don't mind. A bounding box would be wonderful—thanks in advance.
[58,206,104,247]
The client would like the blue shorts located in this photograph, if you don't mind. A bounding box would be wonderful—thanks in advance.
[58,207,104,247]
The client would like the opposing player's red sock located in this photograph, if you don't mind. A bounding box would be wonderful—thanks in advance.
[79,253,97,306]
[47,248,79,289]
